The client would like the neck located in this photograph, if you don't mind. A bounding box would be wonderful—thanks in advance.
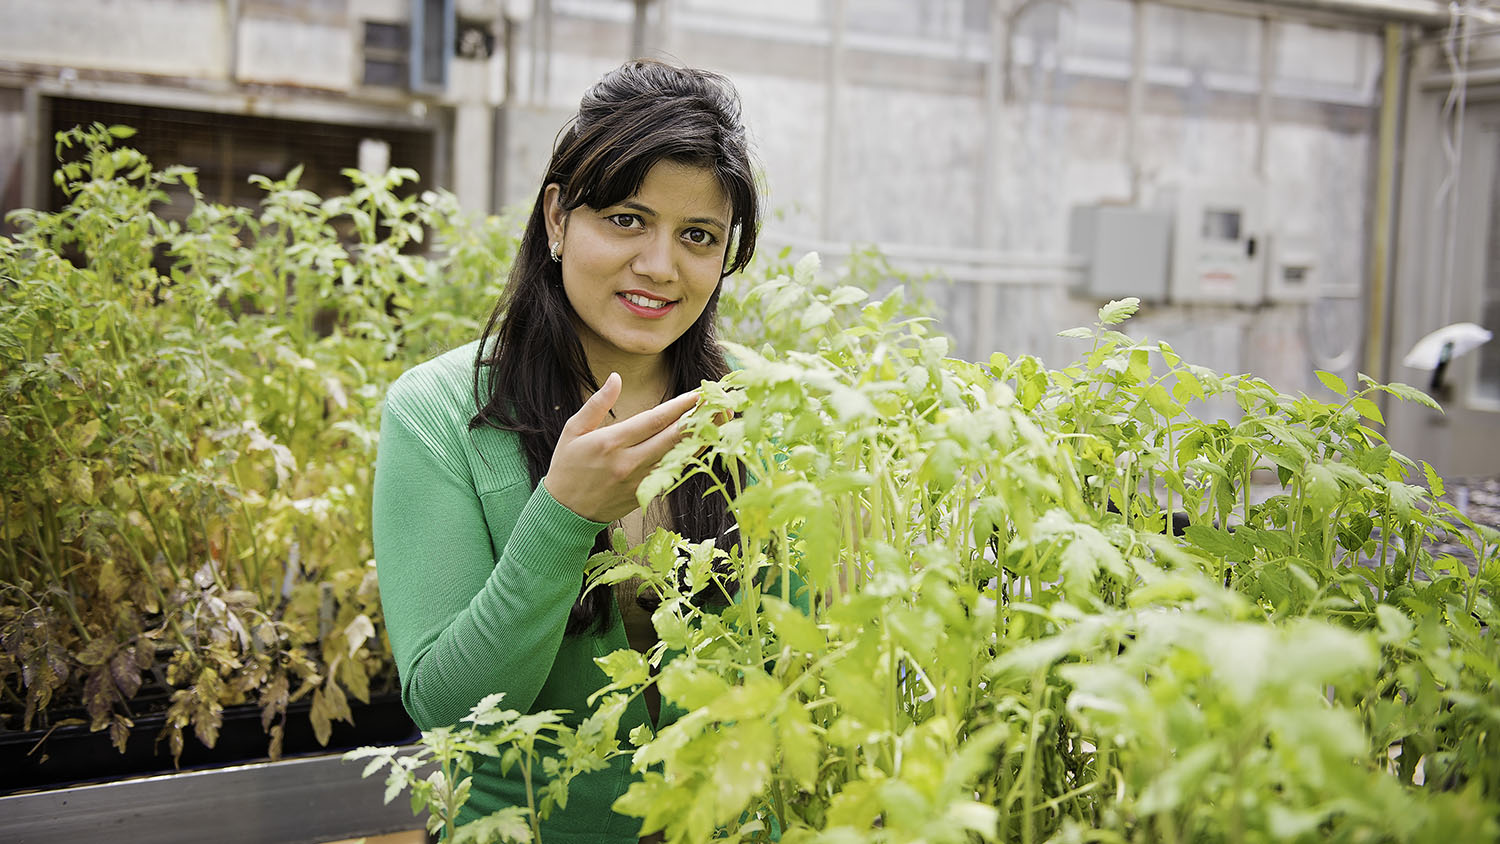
[582,342,673,408]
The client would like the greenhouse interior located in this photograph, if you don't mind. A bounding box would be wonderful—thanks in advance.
[2,0,1499,842]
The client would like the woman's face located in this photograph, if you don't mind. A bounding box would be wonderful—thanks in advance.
[545,160,732,375]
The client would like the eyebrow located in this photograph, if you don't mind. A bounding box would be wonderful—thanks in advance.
[617,200,728,232]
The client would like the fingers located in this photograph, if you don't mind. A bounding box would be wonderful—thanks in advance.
[625,405,693,468]
[565,372,621,437]
[610,390,700,447]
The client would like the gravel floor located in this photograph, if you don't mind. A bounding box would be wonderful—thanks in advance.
[1432,476,1500,576]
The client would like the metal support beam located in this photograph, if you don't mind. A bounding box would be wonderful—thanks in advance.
[1364,23,1404,383]
[20,84,42,214]
[978,0,1004,250]
[224,0,242,82]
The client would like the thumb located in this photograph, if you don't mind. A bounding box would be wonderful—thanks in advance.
[569,372,621,435]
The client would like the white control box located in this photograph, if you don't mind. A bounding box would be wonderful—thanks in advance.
[1161,185,1266,305]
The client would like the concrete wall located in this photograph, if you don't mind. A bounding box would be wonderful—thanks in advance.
[0,0,230,80]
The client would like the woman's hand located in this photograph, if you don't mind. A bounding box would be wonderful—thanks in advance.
[542,372,698,524]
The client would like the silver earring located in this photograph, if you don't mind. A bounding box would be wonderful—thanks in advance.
[549,241,562,263]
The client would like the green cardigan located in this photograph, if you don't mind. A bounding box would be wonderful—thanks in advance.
[373,341,654,842]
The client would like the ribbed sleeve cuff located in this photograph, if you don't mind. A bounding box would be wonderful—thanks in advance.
[509,481,609,579]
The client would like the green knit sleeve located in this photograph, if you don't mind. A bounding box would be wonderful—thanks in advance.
[372,373,607,730]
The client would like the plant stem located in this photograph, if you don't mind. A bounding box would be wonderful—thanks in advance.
[1378,507,1391,602]
[522,745,541,844]
[1465,535,1484,616]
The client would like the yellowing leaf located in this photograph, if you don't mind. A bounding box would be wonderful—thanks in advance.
[343,613,376,657]
[75,418,102,450]
[69,463,94,502]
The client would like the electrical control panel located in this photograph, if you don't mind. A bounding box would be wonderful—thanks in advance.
[1161,185,1266,305]
[1067,204,1173,302]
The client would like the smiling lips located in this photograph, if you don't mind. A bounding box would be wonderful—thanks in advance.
[618,290,678,318]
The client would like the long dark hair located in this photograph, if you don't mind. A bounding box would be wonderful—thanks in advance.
[470,60,760,635]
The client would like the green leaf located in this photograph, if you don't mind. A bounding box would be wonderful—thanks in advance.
[793,250,821,283]
[799,302,834,331]
[1383,480,1424,522]
[656,660,729,710]
[1137,743,1220,813]
[1098,297,1141,325]
[1352,396,1384,425]
[1304,463,1340,517]
[1385,381,1441,411]
[1182,524,1255,561]
[1126,349,1151,385]
[1315,370,1348,396]
[1421,460,1445,498]
[1159,340,1181,367]
[452,806,534,844]
[628,723,653,747]
[595,649,648,689]
[778,706,820,791]
[384,769,406,805]
[763,596,823,654]
[1376,604,1415,646]
[1143,383,1180,419]
[650,600,692,650]
[1057,327,1094,339]
[827,285,868,307]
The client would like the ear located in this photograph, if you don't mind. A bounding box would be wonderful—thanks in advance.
[543,183,567,244]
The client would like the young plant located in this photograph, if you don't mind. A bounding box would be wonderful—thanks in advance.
[347,692,632,844]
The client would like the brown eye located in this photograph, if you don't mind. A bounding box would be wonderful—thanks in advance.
[684,228,716,247]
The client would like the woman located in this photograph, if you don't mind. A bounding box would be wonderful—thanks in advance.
[372,59,760,841]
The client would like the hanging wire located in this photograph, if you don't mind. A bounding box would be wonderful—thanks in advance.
[1435,2,1475,327]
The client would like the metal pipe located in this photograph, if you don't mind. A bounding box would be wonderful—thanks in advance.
[1255,14,1273,180]
[541,0,553,102]
[631,0,650,59]
[1255,0,1492,26]
[818,0,846,243]
[1364,23,1403,383]
[1128,0,1146,203]
[1153,0,1487,27]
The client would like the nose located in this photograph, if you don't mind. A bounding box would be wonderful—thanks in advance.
[629,230,677,283]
